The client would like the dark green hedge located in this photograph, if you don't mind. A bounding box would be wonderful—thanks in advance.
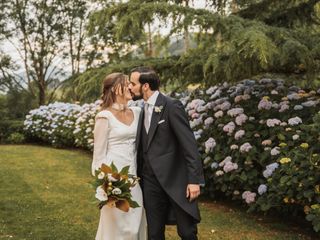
[0,120,25,143]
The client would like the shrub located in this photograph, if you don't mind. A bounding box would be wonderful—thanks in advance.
[24,78,320,232]
[7,132,26,144]
[0,120,25,143]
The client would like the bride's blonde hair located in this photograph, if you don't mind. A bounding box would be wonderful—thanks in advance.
[100,72,128,109]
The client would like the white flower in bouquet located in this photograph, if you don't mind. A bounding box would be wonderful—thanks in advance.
[107,173,118,182]
[292,134,300,140]
[234,130,245,140]
[112,188,122,195]
[288,116,302,126]
[214,110,224,118]
[98,172,105,179]
[96,186,108,201]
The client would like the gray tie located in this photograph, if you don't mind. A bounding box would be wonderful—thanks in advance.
[144,103,150,133]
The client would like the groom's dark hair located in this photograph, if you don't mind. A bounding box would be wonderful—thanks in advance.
[130,66,160,91]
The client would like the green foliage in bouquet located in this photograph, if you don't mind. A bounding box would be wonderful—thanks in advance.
[93,163,140,212]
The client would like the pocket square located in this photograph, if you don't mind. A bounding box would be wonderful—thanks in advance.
[158,119,165,125]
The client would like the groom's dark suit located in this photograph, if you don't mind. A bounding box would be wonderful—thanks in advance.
[136,93,205,240]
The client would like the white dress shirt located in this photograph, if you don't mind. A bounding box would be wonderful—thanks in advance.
[144,91,159,132]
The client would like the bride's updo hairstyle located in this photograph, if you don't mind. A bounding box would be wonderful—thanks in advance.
[100,72,128,109]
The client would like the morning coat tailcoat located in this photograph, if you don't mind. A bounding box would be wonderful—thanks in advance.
[136,93,205,223]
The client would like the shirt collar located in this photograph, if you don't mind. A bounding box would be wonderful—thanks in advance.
[146,90,159,106]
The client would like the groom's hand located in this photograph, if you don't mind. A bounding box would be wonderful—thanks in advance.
[186,184,200,202]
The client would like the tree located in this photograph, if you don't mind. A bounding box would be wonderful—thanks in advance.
[0,0,100,106]
[86,0,319,85]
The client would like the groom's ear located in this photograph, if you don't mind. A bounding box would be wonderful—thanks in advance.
[142,83,150,91]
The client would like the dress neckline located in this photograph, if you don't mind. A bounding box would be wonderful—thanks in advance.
[105,108,135,127]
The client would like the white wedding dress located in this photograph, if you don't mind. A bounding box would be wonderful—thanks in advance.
[92,106,147,240]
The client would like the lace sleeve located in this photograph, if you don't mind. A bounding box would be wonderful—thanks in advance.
[91,111,110,176]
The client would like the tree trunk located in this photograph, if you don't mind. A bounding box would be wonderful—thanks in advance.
[147,22,153,57]
[38,80,46,106]
[184,0,190,52]
[231,0,239,14]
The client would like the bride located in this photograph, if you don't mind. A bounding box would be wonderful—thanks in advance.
[91,72,146,240]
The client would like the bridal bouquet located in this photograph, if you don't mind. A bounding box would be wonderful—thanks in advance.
[93,163,140,212]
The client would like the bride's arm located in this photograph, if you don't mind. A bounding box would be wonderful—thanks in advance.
[92,113,109,176]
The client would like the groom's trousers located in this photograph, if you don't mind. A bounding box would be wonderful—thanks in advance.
[142,172,198,240]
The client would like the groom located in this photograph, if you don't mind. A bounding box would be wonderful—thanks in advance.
[129,66,205,240]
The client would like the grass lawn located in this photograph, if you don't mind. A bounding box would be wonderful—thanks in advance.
[0,145,319,240]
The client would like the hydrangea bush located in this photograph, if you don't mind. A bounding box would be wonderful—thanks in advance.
[24,79,320,232]
[178,79,320,232]
[24,102,83,147]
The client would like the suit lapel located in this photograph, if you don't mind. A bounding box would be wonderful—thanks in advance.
[147,93,167,149]
[135,106,144,150]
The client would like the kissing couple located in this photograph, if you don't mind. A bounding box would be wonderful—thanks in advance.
[92,66,205,240]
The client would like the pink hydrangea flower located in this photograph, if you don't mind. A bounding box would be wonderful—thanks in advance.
[242,191,256,204]
[205,137,216,153]
[240,142,252,153]
[258,99,272,110]
[214,110,224,118]
[266,119,281,127]
[227,108,244,117]
[223,121,236,134]
[235,114,248,126]
[235,130,245,140]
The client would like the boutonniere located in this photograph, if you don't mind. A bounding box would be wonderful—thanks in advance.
[154,105,163,113]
